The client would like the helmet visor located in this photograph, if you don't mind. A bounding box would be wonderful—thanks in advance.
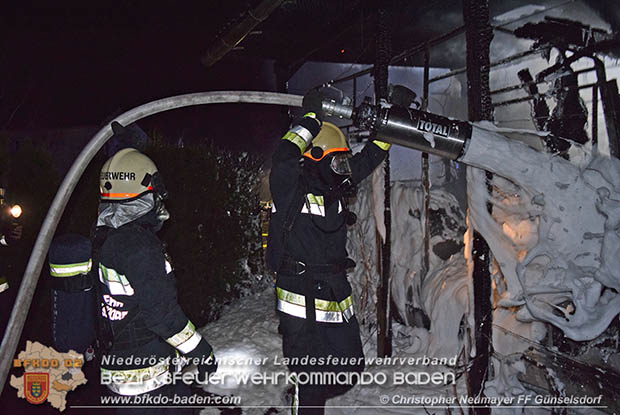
[330,153,352,176]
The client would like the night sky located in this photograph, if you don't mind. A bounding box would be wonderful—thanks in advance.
[0,2,288,155]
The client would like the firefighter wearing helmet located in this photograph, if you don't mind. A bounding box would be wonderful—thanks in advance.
[267,90,391,414]
[94,123,216,408]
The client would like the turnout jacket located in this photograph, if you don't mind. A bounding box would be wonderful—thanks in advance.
[267,129,387,306]
[97,215,212,376]
[267,138,388,273]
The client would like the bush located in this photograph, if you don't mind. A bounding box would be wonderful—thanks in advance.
[147,140,266,326]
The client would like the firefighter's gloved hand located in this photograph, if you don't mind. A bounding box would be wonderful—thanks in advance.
[186,338,217,384]
[302,89,325,121]
[196,353,217,382]
[389,84,417,108]
[373,140,392,151]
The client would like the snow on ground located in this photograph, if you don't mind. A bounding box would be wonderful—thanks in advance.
[197,288,468,415]
[197,288,287,414]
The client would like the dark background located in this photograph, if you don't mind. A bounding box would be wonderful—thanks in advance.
[1,1,617,154]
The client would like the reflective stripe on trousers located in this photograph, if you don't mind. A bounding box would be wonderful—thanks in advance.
[276,287,354,323]
[101,361,170,396]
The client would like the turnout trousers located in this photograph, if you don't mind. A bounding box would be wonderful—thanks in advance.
[277,272,365,415]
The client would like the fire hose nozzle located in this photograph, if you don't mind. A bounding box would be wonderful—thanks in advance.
[321,100,354,119]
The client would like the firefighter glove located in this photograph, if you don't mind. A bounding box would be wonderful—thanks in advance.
[302,89,325,121]
[187,339,217,382]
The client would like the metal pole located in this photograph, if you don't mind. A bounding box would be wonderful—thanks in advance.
[491,81,599,107]
[421,44,431,285]
[490,66,597,96]
[592,84,598,146]
[330,25,466,85]
[463,0,494,413]
[430,47,545,85]
[375,0,393,359]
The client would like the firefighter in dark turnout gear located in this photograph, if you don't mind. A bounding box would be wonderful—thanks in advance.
[267,91,391,414]
[95,143,216,410]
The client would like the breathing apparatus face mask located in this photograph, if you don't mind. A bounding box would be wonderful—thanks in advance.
[307,152,358,229]
[97,171,170,229]
[330,153,352,176]
[154,193,169,224]
[97,193,156,229]
[317,153,352,189]
[151,172,170,224]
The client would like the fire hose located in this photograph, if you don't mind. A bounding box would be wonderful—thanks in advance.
[0,90,476,392]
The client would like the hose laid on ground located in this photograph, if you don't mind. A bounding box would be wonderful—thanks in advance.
[0,91,303,393]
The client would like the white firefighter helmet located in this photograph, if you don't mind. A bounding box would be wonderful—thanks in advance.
[99,148,161,201]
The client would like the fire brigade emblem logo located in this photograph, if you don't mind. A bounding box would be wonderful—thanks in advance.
[24,373,49,404]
